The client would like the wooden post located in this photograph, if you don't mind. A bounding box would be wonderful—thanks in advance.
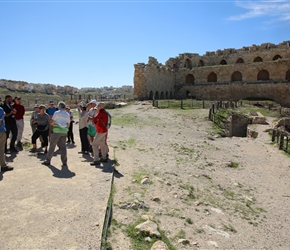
[209,107,212,120]
[271,129,276,142]
[279,132,284,150]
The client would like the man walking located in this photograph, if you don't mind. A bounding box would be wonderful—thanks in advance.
[42,102,70,166]
[0,105,13,172]
[1,95,18,153]
[12,96,25,149]
[90,102,108,165]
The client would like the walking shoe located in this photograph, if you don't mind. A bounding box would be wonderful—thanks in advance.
[29,148,37,153]
[1,166,14,172]
[10,148,19,153]
[100,158,108,163]
[90,161,101,166]
[42,161,51,166]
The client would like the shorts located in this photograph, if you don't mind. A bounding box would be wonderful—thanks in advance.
[88,124,96,137]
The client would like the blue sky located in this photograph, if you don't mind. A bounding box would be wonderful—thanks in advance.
[0,0,289,89]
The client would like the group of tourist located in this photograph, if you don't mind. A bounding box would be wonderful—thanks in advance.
[0,95,110,173]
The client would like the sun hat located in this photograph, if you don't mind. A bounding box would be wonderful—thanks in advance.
[89,99,97,105]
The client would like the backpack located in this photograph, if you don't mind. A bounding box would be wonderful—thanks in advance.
[106,111,111,129]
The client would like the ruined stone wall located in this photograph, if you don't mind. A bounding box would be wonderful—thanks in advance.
[134,57,175,100]
[134,41,290,106]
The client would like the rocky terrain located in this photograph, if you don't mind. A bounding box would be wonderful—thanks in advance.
[106,102,290,250]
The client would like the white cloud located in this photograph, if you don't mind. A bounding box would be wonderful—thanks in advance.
[228,0,290,23]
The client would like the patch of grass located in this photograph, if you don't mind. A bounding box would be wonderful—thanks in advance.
[117,137,136,150]
[174,229,186,239]
[126,218,176,250]
[222,224,237,233]
[179,184,196,200]
[228,161,239,168]
[195,228,205,234]
[132,170,150,184]
[185,217,193,224]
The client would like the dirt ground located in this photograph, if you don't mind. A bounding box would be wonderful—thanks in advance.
[1,103,290,250]
[107,102,290,250]
[0,114,114,250]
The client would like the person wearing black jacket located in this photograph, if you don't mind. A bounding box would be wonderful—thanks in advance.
[1,95,18,153]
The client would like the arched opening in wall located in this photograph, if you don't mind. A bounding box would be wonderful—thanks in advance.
[207,72,217,82]
[170,91,173,99]
[155,91,159,100]
[286,70,290,81]
[236,58,244,63]
[165,91,169,99]
[253,56,263,62]
[149,91,154,100]
[231,71,242,82]
[198,60,205,67]
[185,74,195,84]
[273,54,282,60]
[257,70,269,81]
[160,91,164,99]
[220,59,227,65]
[184,59,192,69]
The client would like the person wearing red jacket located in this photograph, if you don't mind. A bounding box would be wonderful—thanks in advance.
[12,96,25,149]
[90,102,108,165]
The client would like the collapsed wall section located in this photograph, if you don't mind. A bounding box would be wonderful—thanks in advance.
[134,57,175,100]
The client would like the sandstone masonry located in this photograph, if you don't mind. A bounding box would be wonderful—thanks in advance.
[134,41,290,107]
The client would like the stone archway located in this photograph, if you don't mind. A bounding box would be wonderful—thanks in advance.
[185,74,194,84]
[273,54,282,60]
[236,58,244,63]
[286,70,290,81]
[198,60,204,67]
[231,71,242,82]
[254,56,263,62]
[149,91,154,100]
[165,91,169,99]
[155,91,159,100]
[160,91,164,99]
[220,59,227,65]
[208,72,217,82]
[257,69,269,80]
[184,59,192,69]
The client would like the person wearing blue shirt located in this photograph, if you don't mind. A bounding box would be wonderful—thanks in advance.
[0,106,13,172]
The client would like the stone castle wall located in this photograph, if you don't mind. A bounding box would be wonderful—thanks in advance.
[134,41,290,106]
